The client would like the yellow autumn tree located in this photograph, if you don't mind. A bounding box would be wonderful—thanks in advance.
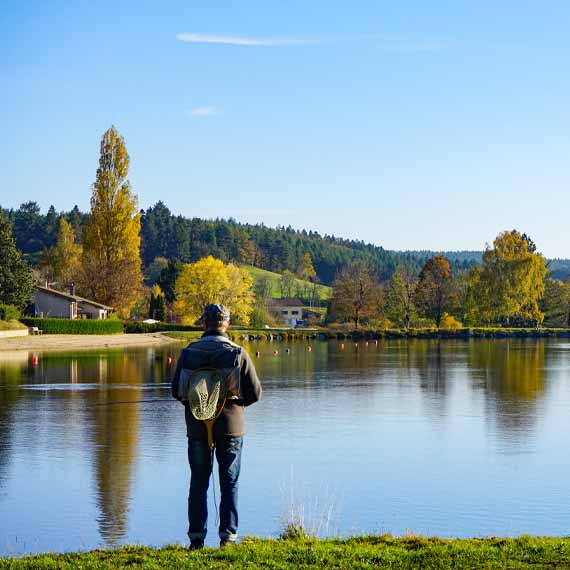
[41,218,82,287]
[474,230,547,325]
[81,126,143,316]
[174,256,255,325]
[298,252,317,282]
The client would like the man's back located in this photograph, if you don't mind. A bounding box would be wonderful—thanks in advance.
[172,331,262,440]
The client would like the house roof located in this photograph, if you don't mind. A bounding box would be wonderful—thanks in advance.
[35,286,114,310]
[267,298,304,308]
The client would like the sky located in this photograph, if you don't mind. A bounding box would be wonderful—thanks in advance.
[1,1,569,257]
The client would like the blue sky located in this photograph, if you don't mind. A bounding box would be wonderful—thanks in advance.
[1,1,569,257]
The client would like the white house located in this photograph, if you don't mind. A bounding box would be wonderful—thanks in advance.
[267,298,304,326]
[32,285,113,319]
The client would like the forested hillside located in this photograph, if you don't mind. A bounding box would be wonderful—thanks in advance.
[2,201,568,284]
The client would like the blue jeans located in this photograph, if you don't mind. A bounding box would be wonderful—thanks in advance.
[187,436,243,543]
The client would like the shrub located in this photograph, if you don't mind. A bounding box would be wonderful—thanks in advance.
[20,318,124,335]
[124,322,202,334]
[440,313,463,330]
[250,304,276,329]
[0,304,21,321]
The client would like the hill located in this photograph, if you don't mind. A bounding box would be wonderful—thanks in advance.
[243,265,332,301]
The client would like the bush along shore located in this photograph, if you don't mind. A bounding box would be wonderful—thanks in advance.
[164,326,570,343]
[4,535,570,569]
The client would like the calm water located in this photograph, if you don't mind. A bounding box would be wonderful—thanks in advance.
[1,338,569,554]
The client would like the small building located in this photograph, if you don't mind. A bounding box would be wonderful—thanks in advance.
[267,298,305,326]
[32,285,113,320]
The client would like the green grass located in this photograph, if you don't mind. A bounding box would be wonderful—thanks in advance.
[4,535,570,569]
[0,320,27,331]
[243,265,333,301]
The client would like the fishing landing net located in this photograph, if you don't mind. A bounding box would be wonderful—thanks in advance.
[187,368,228,449]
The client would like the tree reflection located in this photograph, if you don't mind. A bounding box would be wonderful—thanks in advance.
[87,352,143,545]
[0,355,28,489]
[469,340,545,441]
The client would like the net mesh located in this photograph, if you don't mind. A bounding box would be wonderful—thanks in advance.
[188,370,226,421]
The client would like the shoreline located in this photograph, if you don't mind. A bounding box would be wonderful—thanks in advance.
[0,332,182,354]
[1,535,569,568]
[165,326,570,343]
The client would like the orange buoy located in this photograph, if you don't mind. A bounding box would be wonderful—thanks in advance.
[340,343,345,350]
[167,355,173,365]
[273,350,279,356]
[365,341,369,347]
[307,346,312,352]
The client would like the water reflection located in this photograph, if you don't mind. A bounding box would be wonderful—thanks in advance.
[0,339,567,553]
[85,353,147,545]
[468,340,546,442]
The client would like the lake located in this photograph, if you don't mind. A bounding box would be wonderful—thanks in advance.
[0,338,569,555]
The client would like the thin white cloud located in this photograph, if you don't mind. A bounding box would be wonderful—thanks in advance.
[176,32,446,52]
[189,106,218,117]
[176,33,318,47]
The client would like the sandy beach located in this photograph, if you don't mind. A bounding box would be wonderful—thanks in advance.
[0,333,181,354]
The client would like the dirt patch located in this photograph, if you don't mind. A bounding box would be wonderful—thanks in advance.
[0,333,182,354]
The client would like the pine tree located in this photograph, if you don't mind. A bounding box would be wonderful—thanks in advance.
[149,284,166,321]
[0,214,34,309]
[81,126,143,315]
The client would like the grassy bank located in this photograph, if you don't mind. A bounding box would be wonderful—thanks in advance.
[4,535,570,569]
[0,320,27,331]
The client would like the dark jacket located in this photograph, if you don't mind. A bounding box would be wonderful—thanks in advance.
[171,331,262,439]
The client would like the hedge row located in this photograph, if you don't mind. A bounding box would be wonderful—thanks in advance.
[20,318,124,335]
[124,322,202,334]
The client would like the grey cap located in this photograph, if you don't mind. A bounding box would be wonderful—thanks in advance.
[202,304,231,323]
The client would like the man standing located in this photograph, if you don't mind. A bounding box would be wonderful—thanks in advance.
[172,304,262,549]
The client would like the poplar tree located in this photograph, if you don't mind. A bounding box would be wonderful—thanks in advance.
[41,218,82,287]
[385,266,417,328]
[81,126,143,315]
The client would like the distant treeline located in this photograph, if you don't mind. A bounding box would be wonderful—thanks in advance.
[3,201,570,284]
[0,201,496,285]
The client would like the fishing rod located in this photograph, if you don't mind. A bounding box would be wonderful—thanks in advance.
[91,398,176,407]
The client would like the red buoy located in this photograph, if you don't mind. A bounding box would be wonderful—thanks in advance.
[32,355,39,366]
[167,355,173,365]
[365,341,369,347]
[340,343,345,350]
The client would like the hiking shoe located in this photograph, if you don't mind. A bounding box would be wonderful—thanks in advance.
[189,540,204,550]
[219,539,236,548]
